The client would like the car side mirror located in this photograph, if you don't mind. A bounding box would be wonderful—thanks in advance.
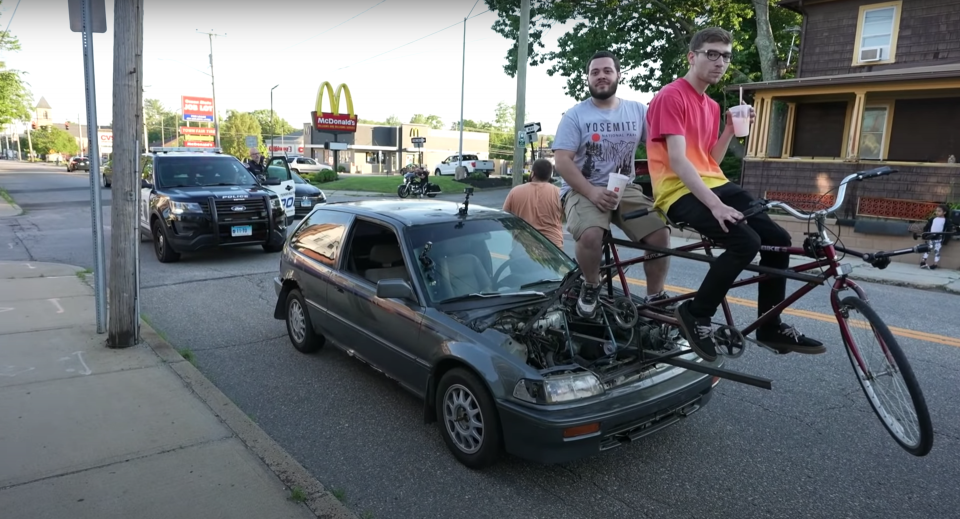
[141,179,152,189]
[376,279,415,301]
[263,177,281,186]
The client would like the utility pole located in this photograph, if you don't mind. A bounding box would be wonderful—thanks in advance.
[107,0,144,347]
[197,30,225,148]
[511,0,530,186]
[458,0,480,174]
[271,84,279,154]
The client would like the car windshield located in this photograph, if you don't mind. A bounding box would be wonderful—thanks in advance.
[405,216,576,306]
[155,156,259,188]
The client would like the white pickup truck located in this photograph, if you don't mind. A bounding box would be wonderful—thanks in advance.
[433,154,495,177]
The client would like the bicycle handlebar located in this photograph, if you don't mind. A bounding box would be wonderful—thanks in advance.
[759,166,896,221]
[914,231,956,241]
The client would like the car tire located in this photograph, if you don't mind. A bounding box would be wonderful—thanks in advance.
[262,241,283,253]
[152,219,181,263]
[436,368,502,469]
[285,288,324,353]
[435,169,442,176]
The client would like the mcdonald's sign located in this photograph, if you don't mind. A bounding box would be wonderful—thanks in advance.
[311,81,358,133]
[409,127,421,138]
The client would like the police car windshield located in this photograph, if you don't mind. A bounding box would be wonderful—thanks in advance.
[155,156,259,189]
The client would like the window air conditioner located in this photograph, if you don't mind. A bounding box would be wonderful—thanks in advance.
[859,46,887,62]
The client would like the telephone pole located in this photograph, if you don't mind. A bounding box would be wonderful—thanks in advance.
[511,0,530,186]
[107,0,144,347]
[197,30,225,148]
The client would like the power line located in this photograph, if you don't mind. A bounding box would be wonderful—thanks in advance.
[0,0,23,50]
[336,9,491,71]
[281,0,389,52]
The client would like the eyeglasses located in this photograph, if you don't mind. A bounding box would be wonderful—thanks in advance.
[694,50,733,63]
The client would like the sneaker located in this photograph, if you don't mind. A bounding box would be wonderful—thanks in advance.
[577,280,601,317]
[920,260,928,269]
[674,300,717,361]
[930,264,939,270]
[756,323,826,355]
[643,290,676,312]
[644,290,669,303]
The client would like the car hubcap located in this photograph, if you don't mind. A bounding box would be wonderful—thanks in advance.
[289,299,306,343]
[155,229,164,255]
[443,384,483,454]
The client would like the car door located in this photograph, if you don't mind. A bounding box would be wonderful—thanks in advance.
[326,217,429,393]
[263,156,296,219]
[140,157,156,235]
[288,209,354,338]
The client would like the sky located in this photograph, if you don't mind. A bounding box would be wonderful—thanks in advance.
[0,0,655,138]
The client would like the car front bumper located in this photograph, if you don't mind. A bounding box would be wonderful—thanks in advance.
[160,198,287,252]
[294,195,324,217]
[496,365,718,465]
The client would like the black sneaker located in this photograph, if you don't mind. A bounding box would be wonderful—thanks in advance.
[756,323,826,355]
[674,301,717,361]
[643,290,676,312]
[577,280,601,317]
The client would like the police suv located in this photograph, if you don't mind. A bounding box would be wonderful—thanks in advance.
[139,147,297,263]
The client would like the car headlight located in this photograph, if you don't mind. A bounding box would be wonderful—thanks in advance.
[512,372,604,404]
[270,197,282,209]
[170,201,203,214]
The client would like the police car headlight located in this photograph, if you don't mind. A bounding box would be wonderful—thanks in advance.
[270,197,282,209]
[170,201,203,214]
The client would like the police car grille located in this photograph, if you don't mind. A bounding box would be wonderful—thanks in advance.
[214,199,267,223]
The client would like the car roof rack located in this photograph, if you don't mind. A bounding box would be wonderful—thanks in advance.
[149,147,223,154]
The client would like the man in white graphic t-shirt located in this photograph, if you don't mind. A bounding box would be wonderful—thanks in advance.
[552,51,671,318]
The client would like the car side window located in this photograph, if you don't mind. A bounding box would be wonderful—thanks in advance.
[290,210,353,267]
[343,219,410,286]
[265,156,292,182]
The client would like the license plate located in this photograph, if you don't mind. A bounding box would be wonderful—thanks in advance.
[231,225,252,237]
[300,199,312,207]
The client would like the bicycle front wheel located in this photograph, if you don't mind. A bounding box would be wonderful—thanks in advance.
[837,295,933,456]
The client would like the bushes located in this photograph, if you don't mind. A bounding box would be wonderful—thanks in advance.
[309,169,338,183]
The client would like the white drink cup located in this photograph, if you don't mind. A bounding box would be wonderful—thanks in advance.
[606,173,630,209]
[730,105,751,138]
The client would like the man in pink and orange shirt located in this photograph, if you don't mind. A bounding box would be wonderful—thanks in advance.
[646,27,824,361]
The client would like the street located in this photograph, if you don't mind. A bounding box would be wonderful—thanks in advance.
[3,161,960,519]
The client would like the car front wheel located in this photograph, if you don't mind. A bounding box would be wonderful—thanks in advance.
[436,368,502,469]
[152,219,180,263]
[285,288,324,353]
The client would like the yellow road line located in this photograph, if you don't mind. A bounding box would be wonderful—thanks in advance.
[623,277,960,348]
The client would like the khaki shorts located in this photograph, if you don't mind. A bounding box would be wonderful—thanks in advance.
[562,183,667,241]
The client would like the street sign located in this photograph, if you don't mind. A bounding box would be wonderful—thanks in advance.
[244,135,257,148]
[324,142,348,151]
[524,122,541,134]
[67,0,107,33]
[412,137,426,148]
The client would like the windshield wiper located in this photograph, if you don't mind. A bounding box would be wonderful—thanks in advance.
[519,278,563,290]
[438,290,545,304]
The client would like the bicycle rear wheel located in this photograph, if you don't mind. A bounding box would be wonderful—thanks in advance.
[836,296,933,456]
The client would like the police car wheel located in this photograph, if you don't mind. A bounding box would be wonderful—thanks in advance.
[152,220,181,263]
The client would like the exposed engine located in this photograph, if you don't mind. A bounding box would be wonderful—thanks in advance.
[470,300,679,380]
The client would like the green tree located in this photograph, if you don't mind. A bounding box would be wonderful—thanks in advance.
[249,109,295,141]
[0,27,33,129]
[21,126,78,156]
[143,99,181,147]
[409,114,444,129]
[220,110,262,160]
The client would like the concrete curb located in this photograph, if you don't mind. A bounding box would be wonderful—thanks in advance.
[138,321,358,519]
[0,191,24,218]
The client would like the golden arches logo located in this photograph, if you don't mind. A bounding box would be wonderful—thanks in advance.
[314,82,354,116]
[312,81,358,133]
[409,127,421,138]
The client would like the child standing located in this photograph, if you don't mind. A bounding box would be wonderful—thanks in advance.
[920,204,954,270]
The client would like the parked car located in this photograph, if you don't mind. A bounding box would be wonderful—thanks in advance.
[290,171,326,218]
[67,156,89,172]
[286,156,325,175]
[272,196,720,468]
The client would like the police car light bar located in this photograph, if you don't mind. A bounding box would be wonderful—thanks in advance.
[149,147,223,154]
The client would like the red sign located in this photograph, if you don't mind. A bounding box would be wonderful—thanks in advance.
[183,140,216,148]
[180,127,217,136]
[312,111,358,133]
[181,96,215,122]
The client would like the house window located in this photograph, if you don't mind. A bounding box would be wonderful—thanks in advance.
[858,106,890,160]
[854,1,901,65]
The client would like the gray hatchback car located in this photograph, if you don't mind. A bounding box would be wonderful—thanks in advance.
[273,196,721,468]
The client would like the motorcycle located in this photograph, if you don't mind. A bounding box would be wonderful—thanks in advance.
[398,169,441,199]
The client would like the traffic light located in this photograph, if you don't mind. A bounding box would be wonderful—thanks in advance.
[31,121,37,130]
[65,122,70,130]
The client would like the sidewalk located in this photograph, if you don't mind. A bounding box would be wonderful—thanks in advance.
[0,261,357,519]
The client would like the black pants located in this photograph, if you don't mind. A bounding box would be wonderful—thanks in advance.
[667,183,792,327]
